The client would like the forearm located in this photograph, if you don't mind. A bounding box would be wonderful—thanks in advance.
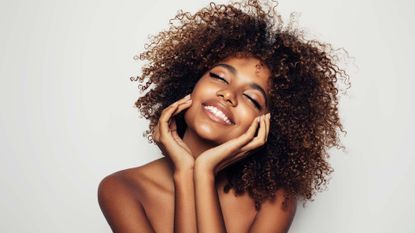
[173,168,197,233]
[194,164,227,233]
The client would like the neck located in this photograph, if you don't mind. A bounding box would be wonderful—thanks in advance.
[182,127,217,159]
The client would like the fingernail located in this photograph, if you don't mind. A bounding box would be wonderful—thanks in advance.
[266,113,270,119]
[185,94,191,99]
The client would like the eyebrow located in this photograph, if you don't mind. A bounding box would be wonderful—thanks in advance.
[211,63,269,106]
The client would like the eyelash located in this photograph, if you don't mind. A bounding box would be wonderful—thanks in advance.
[209,72,262,110]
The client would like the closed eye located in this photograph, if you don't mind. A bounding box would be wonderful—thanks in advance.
[209,72,228,84]
[210,72,262,110]
[244,94,262,110]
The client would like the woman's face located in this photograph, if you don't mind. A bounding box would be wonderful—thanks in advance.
[184,56,271,144]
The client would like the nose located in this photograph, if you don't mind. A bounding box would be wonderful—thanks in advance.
[217,88,237,106]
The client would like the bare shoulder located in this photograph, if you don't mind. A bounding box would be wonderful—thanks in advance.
[99,157,175,201]
[97,157,175,233]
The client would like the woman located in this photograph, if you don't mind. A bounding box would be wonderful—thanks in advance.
[98,0,349,232]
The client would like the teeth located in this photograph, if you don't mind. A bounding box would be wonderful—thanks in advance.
[204,105,232,124]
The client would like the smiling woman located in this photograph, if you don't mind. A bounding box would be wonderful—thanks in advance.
[97,0,349,232]
[186,56,272,147]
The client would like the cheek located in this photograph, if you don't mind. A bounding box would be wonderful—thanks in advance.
[234,117,255,136]
[223,108,257,140]
[234,101,258,125]
[191,79,216,98]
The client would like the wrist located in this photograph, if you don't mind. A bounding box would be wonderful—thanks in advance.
[172,157,195,171]
[173,167,194,180]
[195,155,213,168]
[194,159,215,178]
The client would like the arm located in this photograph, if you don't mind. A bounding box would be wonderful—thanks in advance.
[194,165,227,233]
[97,174,156,233]
[193,114,269,233]
[152,94,197,232]
[173,167,197,233]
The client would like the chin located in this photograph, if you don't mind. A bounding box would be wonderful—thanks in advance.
[195,124,227,143]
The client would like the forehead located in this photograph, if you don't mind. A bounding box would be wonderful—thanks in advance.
[212,56,271,90]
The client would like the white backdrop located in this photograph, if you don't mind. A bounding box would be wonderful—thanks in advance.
[1,0,414,232]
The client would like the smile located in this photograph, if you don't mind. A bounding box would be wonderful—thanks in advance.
[202,105,233,125]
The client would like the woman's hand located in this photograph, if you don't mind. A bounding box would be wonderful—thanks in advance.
[195,113,270,175]
[152,94,195,171]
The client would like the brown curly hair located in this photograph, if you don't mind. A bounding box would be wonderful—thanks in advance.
[130,0,350,210]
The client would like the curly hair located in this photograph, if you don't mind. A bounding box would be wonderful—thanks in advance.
[131,0,350,210]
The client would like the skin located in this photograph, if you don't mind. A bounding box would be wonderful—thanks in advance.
[98,56,297,233]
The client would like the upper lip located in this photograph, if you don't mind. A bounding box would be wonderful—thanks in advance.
[202,99,235,124]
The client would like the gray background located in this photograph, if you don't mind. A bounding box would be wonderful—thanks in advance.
[1,0,414,232]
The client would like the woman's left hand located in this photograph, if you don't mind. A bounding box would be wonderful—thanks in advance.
[195,113,270,175]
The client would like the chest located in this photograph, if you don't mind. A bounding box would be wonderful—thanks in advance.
[141,180,257,233]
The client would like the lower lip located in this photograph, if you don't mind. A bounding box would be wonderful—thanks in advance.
[202,105,233,126]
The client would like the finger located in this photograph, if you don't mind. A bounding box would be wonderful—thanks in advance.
[160,104,181,135]
[171,94,192,106]
[198,115,261,172]
[160,119,189,159]
[240,115,267,152]
[259,114,267,142]
[168,118,177,131]
[158,96,191,149]
[160,103,178,122]
[214,115,260,160]
[160,94,191,129]
[261,114,269,143]
[170,121,184,144]
[234,115,261,146]
[166,100,192,132]
[265,113,270,141]
[254,113,268,142]
[152,123,160,142]
[213,115,269,174]
[166,99,192,126]
[171,98,192,117]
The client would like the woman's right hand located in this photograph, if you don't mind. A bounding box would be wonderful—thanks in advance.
[152,94,194,171]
